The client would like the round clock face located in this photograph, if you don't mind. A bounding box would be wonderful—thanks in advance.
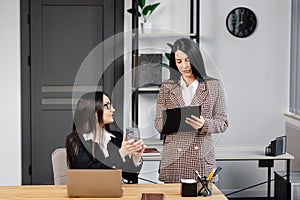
[226,7,257,38]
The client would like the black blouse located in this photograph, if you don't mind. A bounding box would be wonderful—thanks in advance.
[68,131,142,183]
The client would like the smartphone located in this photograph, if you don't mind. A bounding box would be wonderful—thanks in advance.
[125,127,140,142]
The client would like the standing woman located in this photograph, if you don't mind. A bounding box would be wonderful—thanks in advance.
[155,38,228,183]
[66,91,145,183]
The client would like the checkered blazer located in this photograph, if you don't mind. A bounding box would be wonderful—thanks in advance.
[154,79,228,183]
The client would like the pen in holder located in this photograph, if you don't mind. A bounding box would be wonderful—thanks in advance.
[194,167,222,197]
[196,176,211,196]
[195,170,211,196]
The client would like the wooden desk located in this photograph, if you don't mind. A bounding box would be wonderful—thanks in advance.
[0,183,228,200]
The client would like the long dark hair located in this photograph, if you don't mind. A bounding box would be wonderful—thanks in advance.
[65,91,111,167]
[169,38,209,82]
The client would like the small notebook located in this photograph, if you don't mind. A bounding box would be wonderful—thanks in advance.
[141,193,164,200]
[142,148,160,157]
[162,105,201,134]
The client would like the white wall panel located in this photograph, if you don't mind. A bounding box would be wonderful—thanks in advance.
[0,0,21,185]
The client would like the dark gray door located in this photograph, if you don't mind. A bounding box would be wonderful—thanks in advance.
[21,0,124,184]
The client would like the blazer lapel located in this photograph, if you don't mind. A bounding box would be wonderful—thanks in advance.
[169,80,185,107]
[83,139,104,160]
[191,81,208,106]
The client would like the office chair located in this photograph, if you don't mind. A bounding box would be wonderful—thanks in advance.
[51,148,67,185]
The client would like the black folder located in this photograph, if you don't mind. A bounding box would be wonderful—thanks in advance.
[162,106,201,134]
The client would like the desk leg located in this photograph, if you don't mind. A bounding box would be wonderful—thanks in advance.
[267,165,271,200]
[287,159,290,200]
[259,160,273,200]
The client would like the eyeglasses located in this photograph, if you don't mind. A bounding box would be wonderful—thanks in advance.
[103,102,113,110]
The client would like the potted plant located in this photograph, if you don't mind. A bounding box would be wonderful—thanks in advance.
[127,0,160,33]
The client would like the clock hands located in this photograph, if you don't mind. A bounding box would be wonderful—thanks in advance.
[229,18,242,28]
[240,12,244,24]
[235,21,242,28]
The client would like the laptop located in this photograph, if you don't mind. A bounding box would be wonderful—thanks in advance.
[162,105,201,134]
[66,169,123,198]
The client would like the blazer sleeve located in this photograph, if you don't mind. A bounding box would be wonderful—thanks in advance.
[200,80,228,134]
[108,131,143,174]
[154,83,167,133]
[69,134,142,173]
[110,131,142,183]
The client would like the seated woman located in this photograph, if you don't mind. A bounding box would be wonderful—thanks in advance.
[65,91,145,183]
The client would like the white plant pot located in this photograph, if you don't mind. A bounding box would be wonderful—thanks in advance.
[141,22,152,34]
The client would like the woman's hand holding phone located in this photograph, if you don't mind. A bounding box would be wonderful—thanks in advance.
[126,127,144,152]
[119,128,145,159]
[132,139,145,163]
[125,127,140,141]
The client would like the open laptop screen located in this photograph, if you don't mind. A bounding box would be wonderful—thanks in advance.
[67,169,122,197]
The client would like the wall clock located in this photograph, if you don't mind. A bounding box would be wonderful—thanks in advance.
[226,7,257,38]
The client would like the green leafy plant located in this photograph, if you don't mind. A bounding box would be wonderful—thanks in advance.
[127,0,160,23]
[161,43,172,68]
[165,43,172,60]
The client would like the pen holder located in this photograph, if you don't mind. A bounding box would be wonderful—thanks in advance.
[197,176,212,197]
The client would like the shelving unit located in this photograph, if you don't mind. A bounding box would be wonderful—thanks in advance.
[135,33,197,38]
[138,86,160,93]
[131,0,200,127]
